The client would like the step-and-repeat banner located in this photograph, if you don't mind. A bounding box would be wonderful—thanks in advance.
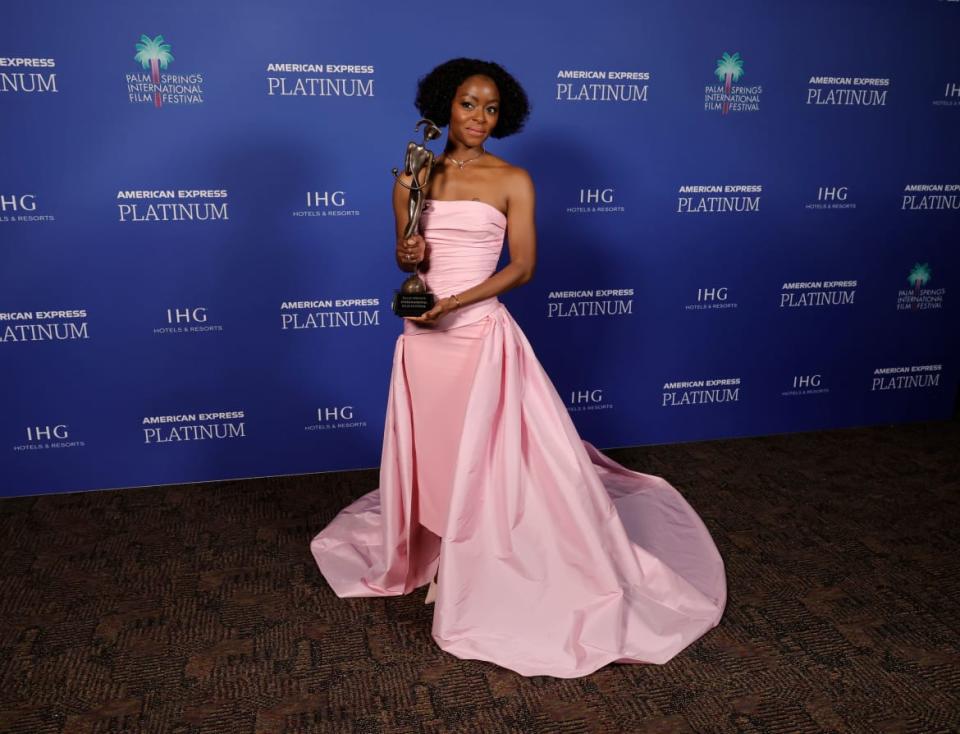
[2,1,958,496]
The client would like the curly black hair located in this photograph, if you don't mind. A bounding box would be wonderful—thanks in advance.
[415,58,530,139]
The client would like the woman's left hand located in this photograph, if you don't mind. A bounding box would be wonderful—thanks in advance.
[404,296,459,325]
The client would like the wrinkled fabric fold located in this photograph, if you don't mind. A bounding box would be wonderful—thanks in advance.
[311,200,726,678]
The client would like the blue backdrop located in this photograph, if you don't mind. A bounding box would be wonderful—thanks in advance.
[2,0,958,497]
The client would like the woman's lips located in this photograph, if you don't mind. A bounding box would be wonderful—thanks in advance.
[466,127,485,136]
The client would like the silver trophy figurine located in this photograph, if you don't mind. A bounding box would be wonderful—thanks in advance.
[391,118,441,317]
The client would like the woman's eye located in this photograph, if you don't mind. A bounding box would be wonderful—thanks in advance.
[461,102,473,109]
[487,107,498,114]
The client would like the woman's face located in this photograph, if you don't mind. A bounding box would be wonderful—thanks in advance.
[448,74,500,147]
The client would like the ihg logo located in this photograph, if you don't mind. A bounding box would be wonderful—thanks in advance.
[792,374,822,389]
[306,191,347,208]
[26,424,68,441]
[166,307,208,324]
[579,188,614,204]
[817,186,848,202]
[0,194,37,212]
[697,287,729,302]
[569,389,604,405]
[318,406,354,422]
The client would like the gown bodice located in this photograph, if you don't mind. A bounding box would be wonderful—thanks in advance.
[403,199,507,334]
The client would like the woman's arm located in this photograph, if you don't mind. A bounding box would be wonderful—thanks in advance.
[406,168,536,323]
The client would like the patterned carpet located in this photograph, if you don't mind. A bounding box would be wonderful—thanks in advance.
[1,419,958,734]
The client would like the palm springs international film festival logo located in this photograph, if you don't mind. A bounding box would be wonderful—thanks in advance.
[898,263,945,311]
[127,35,204,107]
[705,52,762,114]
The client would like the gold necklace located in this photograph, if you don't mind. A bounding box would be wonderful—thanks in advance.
[447,148,485,170]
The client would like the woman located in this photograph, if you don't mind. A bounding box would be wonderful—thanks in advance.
[311,58,727,679]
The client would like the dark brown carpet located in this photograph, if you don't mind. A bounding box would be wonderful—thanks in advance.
[1,420,959,734]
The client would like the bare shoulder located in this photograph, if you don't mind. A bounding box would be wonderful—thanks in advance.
[504,166,535,206]
[484,155,532,194]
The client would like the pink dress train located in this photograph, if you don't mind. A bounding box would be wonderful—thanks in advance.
[310,199,727,678]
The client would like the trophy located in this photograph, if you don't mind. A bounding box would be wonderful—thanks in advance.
[391,118,441,317]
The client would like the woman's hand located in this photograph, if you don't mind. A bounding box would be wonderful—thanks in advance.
[404,296,460,325]
[396,234,426,271]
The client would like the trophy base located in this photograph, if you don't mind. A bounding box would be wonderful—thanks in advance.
[392,291,436,317]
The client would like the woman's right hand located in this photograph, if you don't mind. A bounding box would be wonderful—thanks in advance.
[396,233,426,270]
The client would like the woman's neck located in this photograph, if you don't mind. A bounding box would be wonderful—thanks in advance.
[444,138,482,159]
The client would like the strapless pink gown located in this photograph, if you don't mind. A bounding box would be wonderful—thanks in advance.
[310,199,726,678]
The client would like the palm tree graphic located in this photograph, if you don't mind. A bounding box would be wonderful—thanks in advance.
[714,52,744,115]
[907,263,931,309]
[134,35,174,109]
